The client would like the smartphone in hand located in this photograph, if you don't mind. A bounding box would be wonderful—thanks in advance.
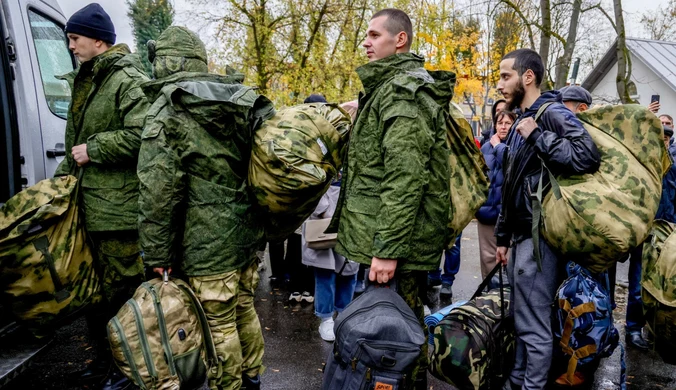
[651,94,661,103]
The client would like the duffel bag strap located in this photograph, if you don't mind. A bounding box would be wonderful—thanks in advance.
[33,235,70,303]
[558,299,598,385]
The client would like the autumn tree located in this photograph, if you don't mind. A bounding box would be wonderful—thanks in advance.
[127,0,174,75]
[640,0,676,41]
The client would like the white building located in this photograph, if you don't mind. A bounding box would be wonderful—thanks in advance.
[582,38,676,114]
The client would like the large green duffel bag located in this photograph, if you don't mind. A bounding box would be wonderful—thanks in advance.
[641,220,676,365]
[108,277,220,389]
[536,104,672,273]
[248,103,352,241]
[0,175,100,337]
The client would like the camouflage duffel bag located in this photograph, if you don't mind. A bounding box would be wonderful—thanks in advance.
[430,265,514,390]
[641,220,676,365]
[249,103,351,240]
[0,174,100,337]
[446,102,489,244]
[108,277,220,389]
[537,104,671,273]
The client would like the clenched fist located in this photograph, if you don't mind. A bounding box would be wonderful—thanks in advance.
[516,117,538,140]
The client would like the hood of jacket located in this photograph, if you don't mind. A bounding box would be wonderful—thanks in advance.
[141,71,245,103]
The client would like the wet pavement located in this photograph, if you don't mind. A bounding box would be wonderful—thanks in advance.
[4,220,676,389]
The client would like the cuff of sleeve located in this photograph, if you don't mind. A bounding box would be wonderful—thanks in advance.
[86,136,102,164]
[526,127,542,145]
[496,236,511,248]
[142,255,172,270]
[372,234,410,260]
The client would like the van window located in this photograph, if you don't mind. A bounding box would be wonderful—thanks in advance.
[28,10,73,119]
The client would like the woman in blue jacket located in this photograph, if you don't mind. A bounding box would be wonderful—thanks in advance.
[476,110,516,279]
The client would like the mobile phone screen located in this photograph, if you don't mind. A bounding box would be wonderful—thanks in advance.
[651,95,660,103]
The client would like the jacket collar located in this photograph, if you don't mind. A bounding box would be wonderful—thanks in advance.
[521,90,562,117]
[356,53,425,94]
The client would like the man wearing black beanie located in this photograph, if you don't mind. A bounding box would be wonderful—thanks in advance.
[56,3,149,389]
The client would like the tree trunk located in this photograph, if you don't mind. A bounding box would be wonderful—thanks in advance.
[539,0,551,91]
[554,0,581,89]
[614,0,635,104]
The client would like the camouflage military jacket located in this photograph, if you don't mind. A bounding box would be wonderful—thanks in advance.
[138,72,275,276]
[55,44,149,232]
[332,53,453,270]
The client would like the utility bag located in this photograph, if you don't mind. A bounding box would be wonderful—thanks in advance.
[0,174,100,337]
[641,220,676,365]
[429,265,514,390]
[108,276,219,390]
[532,104,671,273]
[321,284,425,390]
[304,218,337,249]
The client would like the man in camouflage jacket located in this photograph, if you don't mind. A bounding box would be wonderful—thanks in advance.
[330,9,454,389]
[137,26,275,390]
[55,4,148,385]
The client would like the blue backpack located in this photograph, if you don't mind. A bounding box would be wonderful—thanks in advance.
[552,263,620,386]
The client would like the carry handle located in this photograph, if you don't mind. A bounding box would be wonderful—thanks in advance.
[471,263,507,319]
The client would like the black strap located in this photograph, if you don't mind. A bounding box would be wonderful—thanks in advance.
[33,235,70,303]
[471,263,507,320]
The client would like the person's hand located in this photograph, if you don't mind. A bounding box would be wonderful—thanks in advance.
[496,247,509,265]
[72,144,90,166]
[153,267,172,277]
[648,101,661,114]
[369,257,397,284]
[490,133,501,147]
[516,117,538,140]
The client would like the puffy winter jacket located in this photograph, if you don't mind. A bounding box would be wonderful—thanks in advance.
[475,137,507,225]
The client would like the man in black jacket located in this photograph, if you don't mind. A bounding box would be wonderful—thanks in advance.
[495,49,601,390]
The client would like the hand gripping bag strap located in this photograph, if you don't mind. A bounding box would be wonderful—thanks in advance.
[177,283,219,374]
[141,282,177,376]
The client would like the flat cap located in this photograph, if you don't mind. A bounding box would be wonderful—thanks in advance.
[560,86,592,105]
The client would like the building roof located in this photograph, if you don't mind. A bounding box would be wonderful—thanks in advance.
[582,37,676,92]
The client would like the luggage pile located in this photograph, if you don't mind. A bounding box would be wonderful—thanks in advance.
[248,103,352,240]
[641,220,676,365]
[0,174,100,337]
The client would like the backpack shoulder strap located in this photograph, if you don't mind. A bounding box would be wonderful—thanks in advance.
[534,101,556,123]
[177,282,220,376]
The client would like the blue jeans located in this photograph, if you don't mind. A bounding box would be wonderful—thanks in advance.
[428,234,462,286]
[314,267,357,319]
[626,246,645,333]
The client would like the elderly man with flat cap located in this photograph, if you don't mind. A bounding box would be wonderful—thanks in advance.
[560,85,592,114]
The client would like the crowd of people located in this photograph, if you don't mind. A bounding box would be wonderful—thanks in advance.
[44,2,676,390]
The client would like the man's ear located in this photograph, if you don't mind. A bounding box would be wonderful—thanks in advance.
[396,31,409,50]
[523,69,535,87]
[579,103,589,112]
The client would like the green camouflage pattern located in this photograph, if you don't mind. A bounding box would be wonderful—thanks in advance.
[641,221,676,363]
[189,261,264,390]
[0,176,100,337]
[151,26,208,79]
[396,271,430,387]
[108,277,218,390]
[541,105,672,273]
[138,73,275,276]
[248,103,351,240]
[331,53,455,270]
[447,102,489,244]
[54,44,150,232]
[430,289,514,390]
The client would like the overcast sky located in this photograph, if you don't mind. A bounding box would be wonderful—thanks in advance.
[60,0,671,54]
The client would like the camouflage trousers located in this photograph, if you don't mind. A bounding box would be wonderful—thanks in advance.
[189,260,264,390]
[393,271,429,389]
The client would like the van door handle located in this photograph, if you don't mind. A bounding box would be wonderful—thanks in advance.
[46,143,66,158]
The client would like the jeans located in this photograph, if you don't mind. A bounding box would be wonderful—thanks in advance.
[428,234,462,286]
[314,267,357,319]
[626,245,645,333]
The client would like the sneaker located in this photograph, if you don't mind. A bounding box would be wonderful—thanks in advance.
[423,305,431,317]
[354,280,366,294]
[319,318,335,342]
[289,292,302,302]
[440,283,452,299]
[301,291,315,303]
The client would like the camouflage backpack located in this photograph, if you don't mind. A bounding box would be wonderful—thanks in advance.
[0,175,100,337]
[446,102,489,243]
[641,220,676,365]
[108,277,219,390]
[534,104,672,273]
[429,265,514,390]
[249,103,352,241]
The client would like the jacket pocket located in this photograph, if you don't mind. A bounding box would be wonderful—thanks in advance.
[345,194,380,216]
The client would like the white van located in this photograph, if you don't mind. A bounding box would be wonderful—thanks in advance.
[0,0,74,384]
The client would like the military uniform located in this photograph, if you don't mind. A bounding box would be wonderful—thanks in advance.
[138,27,275,390]
[331,53,455,389]
[55,43,148,326]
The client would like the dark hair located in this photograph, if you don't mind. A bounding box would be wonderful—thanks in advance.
[372,8,413,49]
[503,48,544,87]
[491,99,507,128]
[660,114,674,123]
[496,110,517,125]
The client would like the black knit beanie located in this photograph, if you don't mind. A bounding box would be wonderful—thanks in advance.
[304,94,327,104]
[65,3,116,45]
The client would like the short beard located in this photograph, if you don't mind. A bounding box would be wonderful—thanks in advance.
[508,77,526,111]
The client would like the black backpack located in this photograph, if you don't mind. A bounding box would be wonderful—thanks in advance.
[321,285,425,390]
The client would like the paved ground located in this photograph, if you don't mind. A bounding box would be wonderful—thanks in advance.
[4,221,676,389]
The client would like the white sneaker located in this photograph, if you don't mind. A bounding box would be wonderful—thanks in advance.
[319,318,335,342]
